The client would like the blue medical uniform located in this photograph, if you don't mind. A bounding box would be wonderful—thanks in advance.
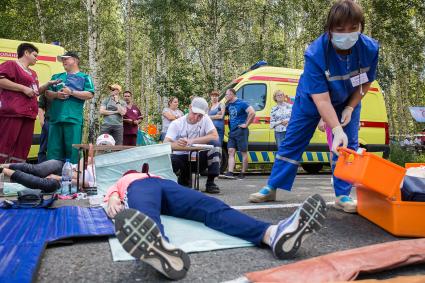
[268,33,379,197]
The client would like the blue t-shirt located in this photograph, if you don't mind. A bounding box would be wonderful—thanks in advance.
[226,99,250,131]
[296,33,379,117]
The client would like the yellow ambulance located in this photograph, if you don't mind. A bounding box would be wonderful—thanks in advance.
[221,64,389,173]
[0,38,65,161]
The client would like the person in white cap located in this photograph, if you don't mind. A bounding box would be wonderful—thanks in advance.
[164,97,222,194]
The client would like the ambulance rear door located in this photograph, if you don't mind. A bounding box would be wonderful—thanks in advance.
[235,82,271,152]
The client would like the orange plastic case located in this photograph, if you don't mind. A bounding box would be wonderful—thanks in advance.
[334,148,425,237]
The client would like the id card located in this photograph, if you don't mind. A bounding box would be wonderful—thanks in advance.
[350,72,369,87]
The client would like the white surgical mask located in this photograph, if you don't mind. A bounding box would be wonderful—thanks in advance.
[331,31,360,50]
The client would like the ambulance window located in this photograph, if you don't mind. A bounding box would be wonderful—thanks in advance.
[240,84,266,111]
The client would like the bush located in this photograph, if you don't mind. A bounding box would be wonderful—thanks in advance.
[389,144,425,166]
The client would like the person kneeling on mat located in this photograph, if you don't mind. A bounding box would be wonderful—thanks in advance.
[105,170,327,280]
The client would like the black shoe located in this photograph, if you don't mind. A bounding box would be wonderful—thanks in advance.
[220,172,236,180]
[115,209,190,280]
[237,173,245,180]
[205,182,220,194]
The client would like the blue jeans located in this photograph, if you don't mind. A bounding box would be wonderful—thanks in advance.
[9,160,63,192]
[127,178,270,245]
[274,131,286,148]
[216,127,224,145]
[38,121,49,163]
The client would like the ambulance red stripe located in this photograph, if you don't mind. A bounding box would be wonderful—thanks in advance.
[0,51,56,62]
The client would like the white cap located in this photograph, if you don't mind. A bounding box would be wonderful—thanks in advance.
[191,97,209,115]
[96,134,116,146]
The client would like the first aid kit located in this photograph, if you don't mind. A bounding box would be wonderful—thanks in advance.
[334,148,425,237]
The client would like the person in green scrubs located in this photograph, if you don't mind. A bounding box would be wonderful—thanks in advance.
[45,51,95,163]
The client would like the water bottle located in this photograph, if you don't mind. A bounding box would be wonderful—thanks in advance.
[61,159,73,195]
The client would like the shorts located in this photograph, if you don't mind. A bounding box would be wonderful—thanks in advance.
[228,127,249,152]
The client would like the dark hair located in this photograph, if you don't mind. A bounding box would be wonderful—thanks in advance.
[227,88,236,95]
[122,169,138,176]
[17,43,39,58]
[325,0,365,33]
[168,96,178,106]
[123,90,132,96]
[209,90,220,96]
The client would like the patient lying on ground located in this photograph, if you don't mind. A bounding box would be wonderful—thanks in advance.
[105,170,328,280]
[0,159,95,193]
[0,134,114,193]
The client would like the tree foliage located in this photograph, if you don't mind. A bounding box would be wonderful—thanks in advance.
[1,0,424,139]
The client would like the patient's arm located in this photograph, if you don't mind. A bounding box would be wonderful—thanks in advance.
[107,192,124,218]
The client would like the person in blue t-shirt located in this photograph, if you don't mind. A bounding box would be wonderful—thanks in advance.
[250,0,379,214]
[223,88,256,180]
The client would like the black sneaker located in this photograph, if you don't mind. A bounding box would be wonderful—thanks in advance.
[237,173,245,180]
[221,172,236,180]
[114,209,190,280]
[205,182,220,194]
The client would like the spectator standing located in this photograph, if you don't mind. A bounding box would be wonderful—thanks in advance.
[223,88,256,180]
[45,51,95,164]
[0,43,57,163]
[164,97,221,194]
[208,90,225,144]
[122,90,142,146]
[161,97,183,141]
[99,84,127,145]
[270,90,292,147]
[37,93,52,163]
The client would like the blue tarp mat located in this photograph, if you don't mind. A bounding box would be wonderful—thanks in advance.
[0,207,114,283]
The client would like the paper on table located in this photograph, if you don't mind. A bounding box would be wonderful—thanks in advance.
[191,144,214,149]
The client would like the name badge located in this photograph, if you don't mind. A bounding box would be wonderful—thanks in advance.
[350,72,369,87]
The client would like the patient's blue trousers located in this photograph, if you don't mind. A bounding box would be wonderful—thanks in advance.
[127,178,270,246]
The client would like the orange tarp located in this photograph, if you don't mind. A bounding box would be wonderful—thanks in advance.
[246,239,425,283]
[336,275,425,283]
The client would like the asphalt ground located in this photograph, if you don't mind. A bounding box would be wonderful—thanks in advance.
[35,174,425,282]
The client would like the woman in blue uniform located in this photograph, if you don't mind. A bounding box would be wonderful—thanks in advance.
[249,0,379,213]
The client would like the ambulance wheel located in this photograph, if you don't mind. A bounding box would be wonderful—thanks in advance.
[301,163,323,174]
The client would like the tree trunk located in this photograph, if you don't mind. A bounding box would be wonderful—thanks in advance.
[210,0,219,90]
[258,2,268,60]
[35,0,46,43]
[125,0,133,89]
[87,0,100,143]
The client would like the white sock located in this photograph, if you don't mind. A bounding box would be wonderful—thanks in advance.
[263,225,278,246]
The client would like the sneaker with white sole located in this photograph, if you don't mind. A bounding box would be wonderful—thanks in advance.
[334,195,357,213]
[249,186,276,203]
[221,172,236,179]
[270,194,327,259]
[114,209,190,280]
